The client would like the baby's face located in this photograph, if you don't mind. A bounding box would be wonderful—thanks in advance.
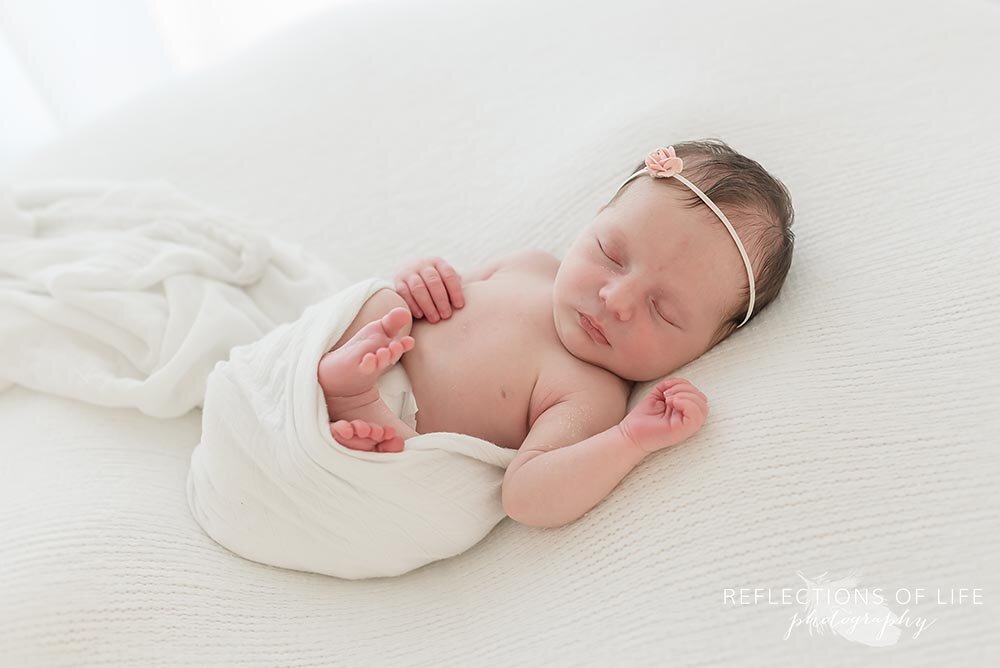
[552,178,747,382]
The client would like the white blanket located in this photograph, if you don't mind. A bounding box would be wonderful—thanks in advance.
[0,180,516,580]
[189,276,517,579]
[0,181,339,417]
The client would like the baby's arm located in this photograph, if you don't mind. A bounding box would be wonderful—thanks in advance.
[503,380,708,528]
[501,392,645,529]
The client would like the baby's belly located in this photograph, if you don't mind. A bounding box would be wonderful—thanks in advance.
[398,285,543,449]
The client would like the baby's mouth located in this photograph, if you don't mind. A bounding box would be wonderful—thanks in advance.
[578,311,610,346]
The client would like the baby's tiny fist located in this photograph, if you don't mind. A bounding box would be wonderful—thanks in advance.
[619,378,709,454]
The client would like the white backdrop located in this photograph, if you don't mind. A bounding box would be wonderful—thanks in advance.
[0,0,346,173]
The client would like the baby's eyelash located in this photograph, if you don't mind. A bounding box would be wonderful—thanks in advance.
[597,238,621,266]
[651,299,673,326]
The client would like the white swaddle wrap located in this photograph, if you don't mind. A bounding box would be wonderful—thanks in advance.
[0,181,339,417]
[0,181,517,580]
[189,276,517,580]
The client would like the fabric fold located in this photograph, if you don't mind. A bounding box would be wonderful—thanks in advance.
[188,276,517,580]
[0,181,339,417]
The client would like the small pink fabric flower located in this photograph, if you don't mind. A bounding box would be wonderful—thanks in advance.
[645,146,684,178]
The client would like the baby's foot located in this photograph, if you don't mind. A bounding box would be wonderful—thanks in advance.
[331,419,405,453]
[318,306,415,404]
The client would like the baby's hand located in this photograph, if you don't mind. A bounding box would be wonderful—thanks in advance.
[619,378,708,454]
[393,256,465,323]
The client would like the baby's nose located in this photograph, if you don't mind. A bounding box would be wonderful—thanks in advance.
[602,293,634,320]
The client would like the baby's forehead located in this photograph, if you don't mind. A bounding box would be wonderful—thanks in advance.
[611,204,717,243]
[596,181,735,249]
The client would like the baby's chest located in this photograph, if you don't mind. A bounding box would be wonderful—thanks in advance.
[398,276,558,448]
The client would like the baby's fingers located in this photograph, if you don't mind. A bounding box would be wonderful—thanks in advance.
[668,395,706,423]
[405,273,441,322]
[656,378,707,404]
[433,258,465,309]
[419,266,455,320]
[670,401,685,430]
[395,279,425,319]
[652,378,691,397]
[667,391,705,409]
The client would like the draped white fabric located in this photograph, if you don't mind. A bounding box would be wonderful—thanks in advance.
[0,0,341,174]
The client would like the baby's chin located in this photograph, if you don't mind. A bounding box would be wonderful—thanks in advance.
[553,309,594,362]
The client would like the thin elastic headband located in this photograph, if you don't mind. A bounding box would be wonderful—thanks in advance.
[614,146,756,328]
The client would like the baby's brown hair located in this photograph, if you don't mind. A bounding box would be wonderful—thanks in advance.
[604,138,795,348]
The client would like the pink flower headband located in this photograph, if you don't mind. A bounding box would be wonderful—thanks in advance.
[614,146,756,328]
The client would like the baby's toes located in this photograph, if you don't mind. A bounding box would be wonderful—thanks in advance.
[381,307,413,337]
[375,348,392,371]
[350,420,372,438]
[359,352,378,373]
[376,434,405,453]
[331,420,353,439]
[330,422,372,451]
[387,340,406,362]
[330,420,403,452]
[375,347,392,368]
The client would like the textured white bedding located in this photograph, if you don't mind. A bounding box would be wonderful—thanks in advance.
[2,0,998,665]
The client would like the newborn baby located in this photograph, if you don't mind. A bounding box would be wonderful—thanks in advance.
[317,139,795,528]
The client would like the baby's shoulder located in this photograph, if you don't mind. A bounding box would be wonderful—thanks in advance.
[529,352,631,429]
[496,248,559,278]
